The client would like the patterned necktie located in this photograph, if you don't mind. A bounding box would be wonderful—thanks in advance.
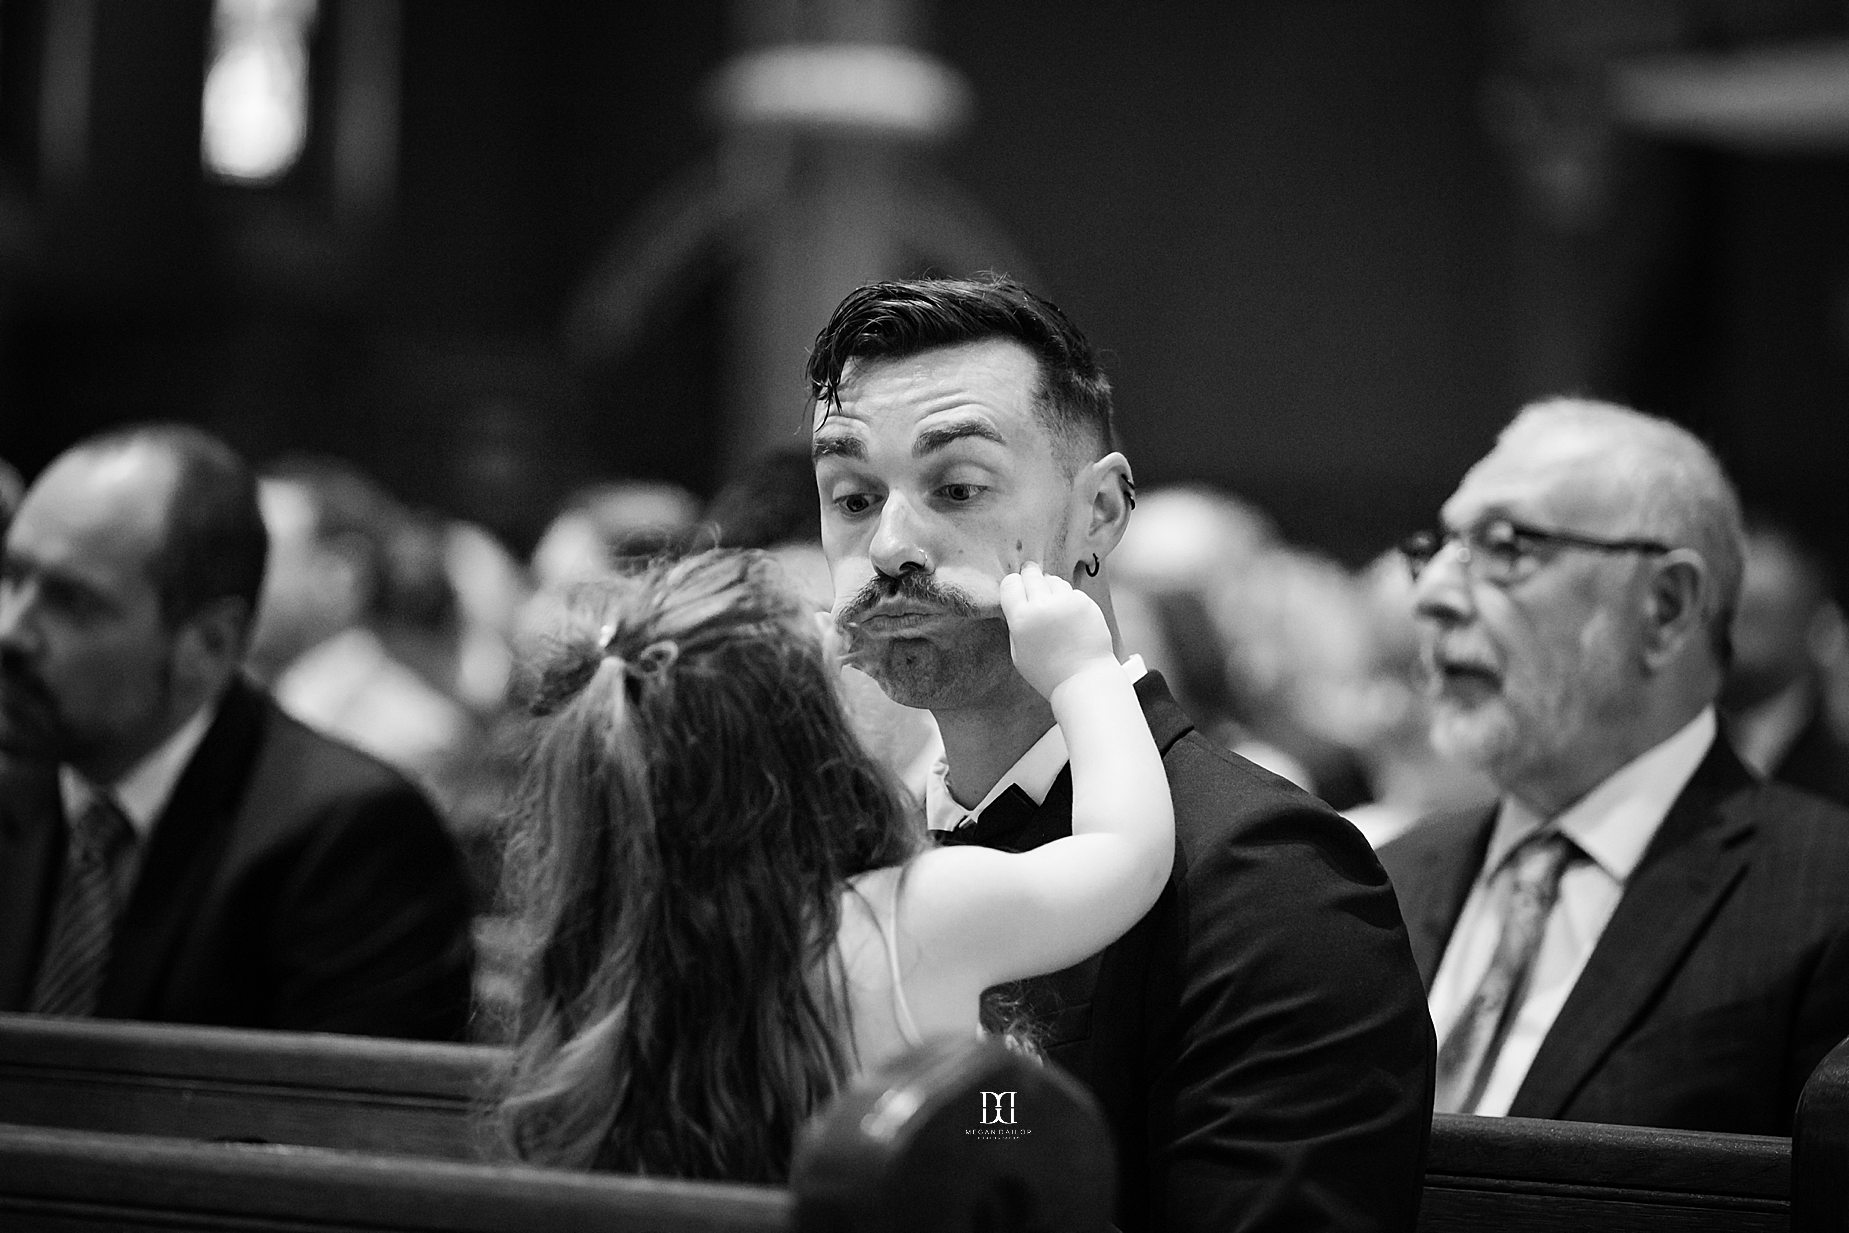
[1433,829,1579,1114]
[30,793,136,1017]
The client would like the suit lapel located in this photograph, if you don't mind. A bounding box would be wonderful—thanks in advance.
[100,682,268,1018]
[1509,741,1757,1118]
[1396,811,1495,990]
[0,761,67,1009]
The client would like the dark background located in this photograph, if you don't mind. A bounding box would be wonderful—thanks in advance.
[2,0,1845,572]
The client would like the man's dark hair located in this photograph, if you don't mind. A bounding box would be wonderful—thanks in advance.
[77,424,268,628]
[806,274,1116,463]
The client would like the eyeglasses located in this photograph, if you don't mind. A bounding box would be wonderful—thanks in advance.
[1399,518,1673,584]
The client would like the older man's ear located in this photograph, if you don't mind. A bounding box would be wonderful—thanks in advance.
[1641,551,1713,671]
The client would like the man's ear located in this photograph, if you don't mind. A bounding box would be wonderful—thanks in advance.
[172,596,252,699]
[1070,452,1135,567]
[1641,550,1711,669]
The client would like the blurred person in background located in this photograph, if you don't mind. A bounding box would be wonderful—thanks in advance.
[700,445,820,552]
[247,456,480,811]
[1721,513,1849,806]
[1110,484,1318,790]
[1333,553,1498,849]
[514,478,705,656]
[0,425,472,1037]
[442,518,531,718]
[527,478,702,592]
[1214,545,1377,811]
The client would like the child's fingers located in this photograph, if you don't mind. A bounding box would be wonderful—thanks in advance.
[999,570,1027,620]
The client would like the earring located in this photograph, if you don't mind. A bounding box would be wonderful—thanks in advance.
[1082,553,1101,578]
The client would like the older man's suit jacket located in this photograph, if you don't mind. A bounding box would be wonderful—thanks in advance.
[0,678,475,1040]
[1379,739,1849,1135]
[940,673,1434,1233]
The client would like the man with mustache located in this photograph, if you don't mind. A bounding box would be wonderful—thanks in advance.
[0,424,473,1038]
[1379,397,1849,1133]
[809,275,1434,1233]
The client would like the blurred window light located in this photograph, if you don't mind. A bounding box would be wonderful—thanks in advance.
[202,0,320,183]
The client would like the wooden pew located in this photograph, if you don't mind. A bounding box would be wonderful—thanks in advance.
[0,1035,1115,1233]
[1793,1033,1849,1233]
[0,1011,501,1158]
[4,1008,1847,1231]
[1421,1113,1792,1233]
[1418,1032,1849,1233]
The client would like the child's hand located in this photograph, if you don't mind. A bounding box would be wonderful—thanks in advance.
[999,562,1118,699]
[813,610,847,667]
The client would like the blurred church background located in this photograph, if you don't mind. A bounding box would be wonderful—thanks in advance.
[1,0,1846,572]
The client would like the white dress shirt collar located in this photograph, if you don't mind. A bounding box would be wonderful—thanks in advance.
[924,654,1147,833]
[1483,706,1719,887]
[59,701,219,841]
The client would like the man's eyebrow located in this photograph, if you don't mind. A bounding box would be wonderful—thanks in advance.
[913,420,1005,457]
[811,434,865,463]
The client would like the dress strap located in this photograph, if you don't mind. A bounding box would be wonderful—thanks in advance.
[882,867,925,1049]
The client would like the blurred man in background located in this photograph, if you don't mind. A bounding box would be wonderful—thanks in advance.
[1381,397,1849,1134]
[248,456,478,805]
[0,425,473,1038]
[1722,514,1849,806]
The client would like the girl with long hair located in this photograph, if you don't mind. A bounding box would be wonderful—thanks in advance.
[495,548,1171,1181]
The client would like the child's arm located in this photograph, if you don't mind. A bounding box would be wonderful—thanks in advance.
[898,562,1175,996]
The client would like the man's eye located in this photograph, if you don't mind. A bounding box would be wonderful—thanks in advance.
[1476,525,1528,564]
[835,493,876,516]
[939,483,982,503]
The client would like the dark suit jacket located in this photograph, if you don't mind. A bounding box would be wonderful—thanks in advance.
[0,678,475,1040]
[1379,738,1849,1135]
[1770,701,1849,810]
[943,673,1434,1233]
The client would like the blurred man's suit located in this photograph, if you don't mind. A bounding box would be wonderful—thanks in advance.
[1381,738,1849,1134]
[0,677,475,1040]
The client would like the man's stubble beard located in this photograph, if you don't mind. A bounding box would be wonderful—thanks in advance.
[857,618,1017,711]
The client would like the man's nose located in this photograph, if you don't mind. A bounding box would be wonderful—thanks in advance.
[0,582,34,654]
[869,495,933,578]
[1412,541,1474,627]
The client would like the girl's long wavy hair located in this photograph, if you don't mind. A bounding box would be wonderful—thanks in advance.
[494,549,920,1182]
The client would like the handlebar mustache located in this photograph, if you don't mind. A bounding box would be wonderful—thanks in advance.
[835,572,993,629]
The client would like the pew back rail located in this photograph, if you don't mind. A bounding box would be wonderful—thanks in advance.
[0,1033,1115,1233]
[0,1012,501,1158]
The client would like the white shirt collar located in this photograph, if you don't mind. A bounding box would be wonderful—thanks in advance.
[924,654,1147,832]
[1483,706,1717,885]
[60,701,219,841]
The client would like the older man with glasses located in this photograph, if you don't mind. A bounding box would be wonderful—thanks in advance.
[1378,396,1849,1135]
